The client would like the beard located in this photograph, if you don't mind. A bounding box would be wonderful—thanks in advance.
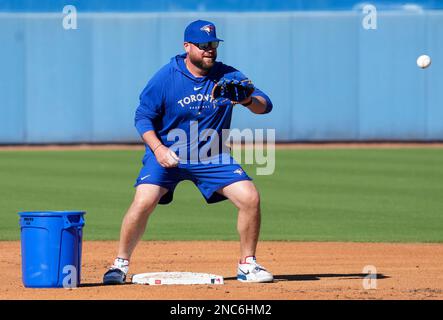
[189,52,217,71]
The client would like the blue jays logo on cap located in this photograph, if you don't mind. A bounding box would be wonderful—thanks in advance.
[184,20,224,44]
[200,24,214,35]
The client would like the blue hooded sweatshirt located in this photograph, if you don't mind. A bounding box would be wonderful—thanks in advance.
[134,53,272,163]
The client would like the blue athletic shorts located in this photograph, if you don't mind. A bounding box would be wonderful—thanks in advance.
[134,153,252,205]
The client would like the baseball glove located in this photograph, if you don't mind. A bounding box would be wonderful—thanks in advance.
[211,78,255,105]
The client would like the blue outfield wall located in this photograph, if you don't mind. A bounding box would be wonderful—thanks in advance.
[0,10,442,143]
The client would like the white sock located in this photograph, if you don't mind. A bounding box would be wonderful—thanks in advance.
[112,257,129,274]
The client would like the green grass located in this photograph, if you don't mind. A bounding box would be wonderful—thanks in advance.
[1,148,442,242]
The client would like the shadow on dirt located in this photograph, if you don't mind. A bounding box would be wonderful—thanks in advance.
[225,273,389,282]
[79,282,132,288]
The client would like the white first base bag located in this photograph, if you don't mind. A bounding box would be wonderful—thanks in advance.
[132,272,224,285]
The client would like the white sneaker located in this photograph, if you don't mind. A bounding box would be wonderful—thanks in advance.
[237,256,273,283]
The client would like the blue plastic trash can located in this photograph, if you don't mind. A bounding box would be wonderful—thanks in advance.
[18,211,86,288]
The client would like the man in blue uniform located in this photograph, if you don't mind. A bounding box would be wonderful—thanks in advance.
[103,20,274,284]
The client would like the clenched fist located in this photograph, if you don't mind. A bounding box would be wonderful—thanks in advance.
[154,145,179,168]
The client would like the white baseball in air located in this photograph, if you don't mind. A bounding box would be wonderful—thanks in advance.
[416,54,431,69]
[167,149,179,167]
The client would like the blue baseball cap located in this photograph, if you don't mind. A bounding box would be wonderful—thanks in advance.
[184,20,223,44]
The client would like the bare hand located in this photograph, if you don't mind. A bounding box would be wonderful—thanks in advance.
[154,145,179,168]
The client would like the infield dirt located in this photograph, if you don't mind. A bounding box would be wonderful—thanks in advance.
[1,241,442,300]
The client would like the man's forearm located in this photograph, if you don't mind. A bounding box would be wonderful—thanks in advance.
[243,96,268,114]
[142,130,163,152]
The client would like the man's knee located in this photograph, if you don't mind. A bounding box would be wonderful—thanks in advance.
[131,185,167,213]
[238,187,261,211]
[131,196,158,213]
